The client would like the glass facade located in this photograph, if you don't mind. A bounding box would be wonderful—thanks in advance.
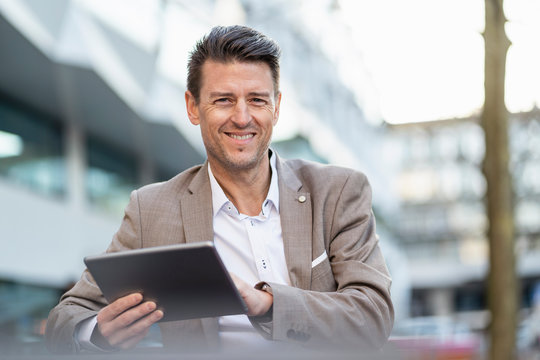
[0,280,62,355]
[86,137,139,215]
[0,97,145,214]
[391,109,540,316]
[0,98,66,198]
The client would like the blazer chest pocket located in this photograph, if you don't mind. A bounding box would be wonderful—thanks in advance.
[310,252,337,292]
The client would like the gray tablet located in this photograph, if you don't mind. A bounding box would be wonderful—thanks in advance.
[84,241,248,322]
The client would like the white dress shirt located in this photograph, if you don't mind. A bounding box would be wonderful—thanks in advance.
[208,151,291,347]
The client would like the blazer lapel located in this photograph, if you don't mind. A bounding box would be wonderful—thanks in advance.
[180,162,214,245]
[276,156,312,290]
[179,162,219,341]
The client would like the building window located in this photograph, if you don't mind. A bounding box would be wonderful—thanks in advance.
[0,99,65,197]
[0,280,63,355]
[86,137,138,215]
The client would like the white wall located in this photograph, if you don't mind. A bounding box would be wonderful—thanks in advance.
[0,178,122,288]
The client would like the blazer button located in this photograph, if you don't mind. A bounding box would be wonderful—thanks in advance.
[287,329,297,339]
[287,329,310,342]
[297,332,310,342]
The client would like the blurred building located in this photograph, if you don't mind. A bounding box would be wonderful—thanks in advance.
[386,107,540,322]
[0,0,404,353]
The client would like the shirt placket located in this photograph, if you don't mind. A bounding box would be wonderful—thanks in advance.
[244,216,274,282]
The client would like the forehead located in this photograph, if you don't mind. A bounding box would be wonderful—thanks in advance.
[199,60,275,94]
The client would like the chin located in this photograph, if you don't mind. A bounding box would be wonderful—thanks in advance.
[224,153,261,170]
[227,159,258,170]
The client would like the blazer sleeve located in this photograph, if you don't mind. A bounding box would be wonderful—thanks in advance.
[45,190,143,354]
[250,171,394,349]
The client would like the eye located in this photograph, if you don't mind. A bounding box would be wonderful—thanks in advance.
[251,98,267,105]
[214,98,231,104]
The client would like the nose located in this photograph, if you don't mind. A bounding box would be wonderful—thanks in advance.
[231,100,251,127]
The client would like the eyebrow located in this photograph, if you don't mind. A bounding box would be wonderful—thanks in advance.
[208,91,272,98]
[248,91,271,98]
[209,92,234,98]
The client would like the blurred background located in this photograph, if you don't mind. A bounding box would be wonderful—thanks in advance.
[0,0,539,358]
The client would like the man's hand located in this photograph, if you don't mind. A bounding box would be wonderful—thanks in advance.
[95,293,163,350]
[230,274,273,316]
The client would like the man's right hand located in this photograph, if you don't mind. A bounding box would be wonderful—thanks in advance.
[95,293,163,350]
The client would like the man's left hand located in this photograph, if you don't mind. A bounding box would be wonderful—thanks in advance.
[230,274,273,316]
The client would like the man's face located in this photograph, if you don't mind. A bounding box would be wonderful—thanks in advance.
[185,60,281,172]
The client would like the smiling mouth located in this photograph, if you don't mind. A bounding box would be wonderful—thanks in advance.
[227,133,254,140]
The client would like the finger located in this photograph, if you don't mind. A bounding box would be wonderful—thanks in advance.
[98,293,143,323]
[117,309,163,349]
[99,301,157,338]
[229,273,248,293]
[108,310,163,347]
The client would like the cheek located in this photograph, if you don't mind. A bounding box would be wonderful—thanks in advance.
[198,121,213,141]
[256,107,278,124]
[208,106,233,118]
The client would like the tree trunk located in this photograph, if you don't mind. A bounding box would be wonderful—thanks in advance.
[482,0,517,359]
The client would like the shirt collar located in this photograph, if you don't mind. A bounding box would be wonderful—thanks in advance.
[208,150,280,218]
[266,150,280,213]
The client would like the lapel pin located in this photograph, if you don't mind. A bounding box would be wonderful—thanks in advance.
[298,195,306,203]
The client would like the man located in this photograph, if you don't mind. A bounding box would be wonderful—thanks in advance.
[45,25,394,354]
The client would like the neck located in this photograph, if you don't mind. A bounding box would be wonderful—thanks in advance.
[209,155,272,216]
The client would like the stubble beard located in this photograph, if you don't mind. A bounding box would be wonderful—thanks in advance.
[205,137,271,173]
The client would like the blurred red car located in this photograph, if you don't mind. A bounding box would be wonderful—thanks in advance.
[388,316,483,360]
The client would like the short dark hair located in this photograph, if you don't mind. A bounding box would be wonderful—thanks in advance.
[187,25,281,102]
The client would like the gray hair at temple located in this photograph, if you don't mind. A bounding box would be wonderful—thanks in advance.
[187,25,282,103]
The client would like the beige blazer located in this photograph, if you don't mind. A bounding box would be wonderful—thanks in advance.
[45,155,394,353]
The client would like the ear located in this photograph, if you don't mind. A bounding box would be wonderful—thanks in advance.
[185,91,200,125]
[272,92,282,126]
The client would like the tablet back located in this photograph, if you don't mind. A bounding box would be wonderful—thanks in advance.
[84,242,248,322]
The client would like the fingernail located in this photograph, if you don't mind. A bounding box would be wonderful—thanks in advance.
[147,302,156,311]
[155,310,163,319]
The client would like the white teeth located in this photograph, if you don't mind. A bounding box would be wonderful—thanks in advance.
[229,134,253,140]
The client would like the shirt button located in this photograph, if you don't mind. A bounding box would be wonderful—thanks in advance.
[298,195,306,203]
